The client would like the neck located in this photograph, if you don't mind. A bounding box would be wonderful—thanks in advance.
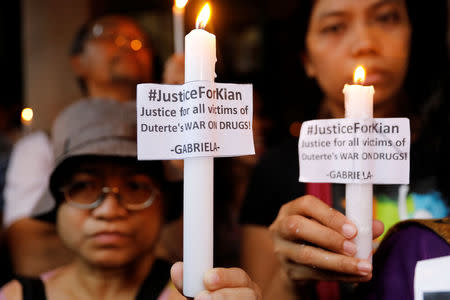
[68,253,155,299]
[87,82,137,102]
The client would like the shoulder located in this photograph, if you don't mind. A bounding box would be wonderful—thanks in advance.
[358,220,450,299]
[384,219,449,247]
[10,132,51,155]
[3,131,54,227]
[7,131,53,172]
[0,280,22,300]
[374,219,450,271]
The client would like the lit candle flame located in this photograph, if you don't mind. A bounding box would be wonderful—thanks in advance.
[196,3,211,29]
[353,65,365,85]
[21,107,33,122]
[175,0,188,8]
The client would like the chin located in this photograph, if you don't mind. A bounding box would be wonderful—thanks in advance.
[80,247,139,268]
[87,249,141,268]
[112,64,149,82]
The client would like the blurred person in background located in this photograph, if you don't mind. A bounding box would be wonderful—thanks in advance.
[2,14,162,278]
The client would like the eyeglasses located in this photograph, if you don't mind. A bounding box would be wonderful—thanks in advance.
[60,178,158,210]
[89,23,149,52]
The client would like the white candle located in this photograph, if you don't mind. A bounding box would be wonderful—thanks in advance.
[342,66,374,261]
[173,0,188,54]
[183,3,216,297]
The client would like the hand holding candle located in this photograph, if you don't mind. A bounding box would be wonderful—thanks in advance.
[139,2,255,295]
[271,65,378,282]
[343,66,374,261]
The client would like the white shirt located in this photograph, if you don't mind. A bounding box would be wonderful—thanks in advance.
[2,131,55,228]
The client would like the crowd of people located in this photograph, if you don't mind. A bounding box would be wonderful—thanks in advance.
[0,0,449,299]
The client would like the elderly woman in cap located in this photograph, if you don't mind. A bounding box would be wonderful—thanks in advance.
[0,99,261,300]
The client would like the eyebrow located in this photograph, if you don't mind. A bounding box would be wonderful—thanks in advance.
[369,0,401,11]
[317,0,401,20]
[317,10,347,20]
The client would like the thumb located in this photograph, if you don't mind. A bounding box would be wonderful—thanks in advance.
[170,261,184,293]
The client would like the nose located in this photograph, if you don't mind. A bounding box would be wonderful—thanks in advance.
[350,22,380,58]
[91,192,128,220]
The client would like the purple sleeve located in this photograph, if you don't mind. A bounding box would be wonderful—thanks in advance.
[358,225,450,300]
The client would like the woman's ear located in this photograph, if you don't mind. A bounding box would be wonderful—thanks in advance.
[301,52,316,78]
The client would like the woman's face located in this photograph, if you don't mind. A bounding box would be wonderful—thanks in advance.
[57,160,163,268]
[303,0,411,107]
[78,17,153,86]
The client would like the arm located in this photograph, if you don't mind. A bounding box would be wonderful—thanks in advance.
[241,225,299,300]
[241,225,278,289]
[0,280,22,300]
[240,206,293,299]
[5,218,73,277]
[239,139,310,298]
[2,132,72,276]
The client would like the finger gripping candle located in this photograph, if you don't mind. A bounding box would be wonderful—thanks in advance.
[343,66,375,261]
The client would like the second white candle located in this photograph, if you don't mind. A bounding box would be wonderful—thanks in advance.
[343,76,374,261]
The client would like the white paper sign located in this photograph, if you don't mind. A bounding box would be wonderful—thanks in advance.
[298,118,410,184]
[137,81,254,160]
[414,255,450,300]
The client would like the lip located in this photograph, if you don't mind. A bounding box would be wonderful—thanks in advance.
[347,68,390,86]
[363,71,390,85]
[89,231,131,244]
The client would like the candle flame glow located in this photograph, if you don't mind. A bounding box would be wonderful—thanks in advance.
[175,0,188,9]
[196,3,211,29]
[21,107,33,122]
[353,66,366,85]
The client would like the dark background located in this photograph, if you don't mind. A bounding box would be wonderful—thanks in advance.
[3,0,450,144]
[0,0,316,146]
[1,1,23,133]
